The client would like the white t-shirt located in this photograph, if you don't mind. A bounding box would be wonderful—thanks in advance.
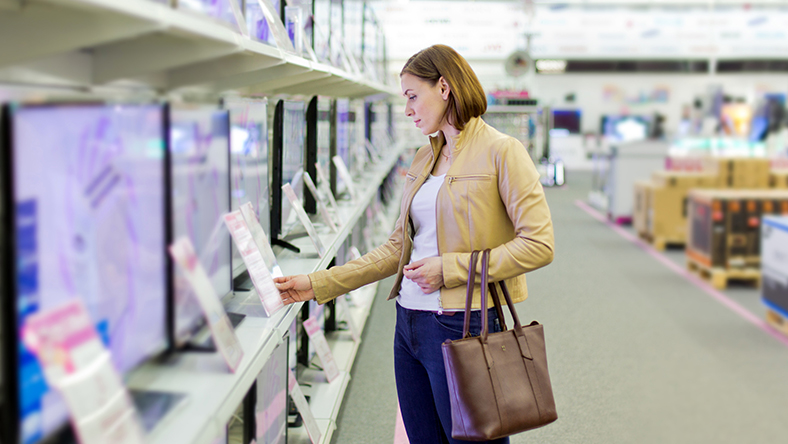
[397,173,454,311]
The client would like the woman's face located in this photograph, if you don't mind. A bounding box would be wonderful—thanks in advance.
[401,73,450,135]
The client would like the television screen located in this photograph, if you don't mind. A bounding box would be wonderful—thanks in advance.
[333,98,351,196]
[552,110,582,134]
[317,98,332,177]
[329,0,344,67]
[224,98,270,279]
[312,0,331,62]
[281,100,306,232]
[601,115,650,142]
[8,103,168,444]
[170,106,232,346]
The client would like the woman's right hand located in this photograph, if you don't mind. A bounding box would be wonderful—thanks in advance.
[274,274,315,305]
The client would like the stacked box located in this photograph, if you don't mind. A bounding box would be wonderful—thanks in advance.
[638,171,717,244]
[710,158,771,189]
[770,170,788,189]
[687,189,788,269]
[762,216,788,316]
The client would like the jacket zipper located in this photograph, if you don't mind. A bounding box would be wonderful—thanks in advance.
[448,175,490,184]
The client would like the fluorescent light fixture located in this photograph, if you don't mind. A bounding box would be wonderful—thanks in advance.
[536,59,567,74]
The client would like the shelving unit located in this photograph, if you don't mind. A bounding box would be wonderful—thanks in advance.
[0,0,397,97]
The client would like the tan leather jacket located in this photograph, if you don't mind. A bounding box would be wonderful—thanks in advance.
[310,116,554,309]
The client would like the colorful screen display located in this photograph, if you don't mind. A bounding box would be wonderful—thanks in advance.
[281,101,305,231]
[225,97,270,278]
[11,104,167,444]
[170,107,232,345]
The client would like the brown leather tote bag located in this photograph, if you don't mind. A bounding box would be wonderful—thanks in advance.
[441,250,558,441]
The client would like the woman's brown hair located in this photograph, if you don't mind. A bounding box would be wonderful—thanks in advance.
[400,44,487,132]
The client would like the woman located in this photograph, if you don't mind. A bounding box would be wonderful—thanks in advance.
[275,44,554,443]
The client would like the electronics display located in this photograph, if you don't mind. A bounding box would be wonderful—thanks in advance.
[270,100,306,250]
[170,106,232,346]
[224,97,270,279]
[720,103,753,137]
[332,98,351,196]
[552,109,582,134]
[361,3,379,81]
[313,0,331,62]
[177,0,236,25]
[329,0,345,67]
[246,0,281,46]
[255,334,288,444]
[600,115,650,142]
[5,103,168,444]
[344,0,364,66]
[305,96,332,214]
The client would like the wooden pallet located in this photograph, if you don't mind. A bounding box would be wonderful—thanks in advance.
[686,257,761,290]
[766,309,788,338]
[638,231,685,251]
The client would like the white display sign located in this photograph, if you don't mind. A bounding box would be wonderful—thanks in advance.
[282,183,327,257]
[337,295,360,342]
[223,210,284,316]
[239,202,283,279]
[21,300,146,444]
[332,155,359,202]
[314,162,341,218]
[169,237,244,372]
[288,369,322,443]
[302,316,340,383]
[303,171,338,232]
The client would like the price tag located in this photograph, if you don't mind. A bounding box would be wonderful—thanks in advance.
[169,237,244,372]
[314,162,340,214]
[337,295,360,342]
[239,202,282,278]
[332,155,359,202]
[21,300,146,444]
[302,316,340,382]
[283,183,327,257]
[224,211,284,316]
[289,369,322,443]
[303,172,338,232]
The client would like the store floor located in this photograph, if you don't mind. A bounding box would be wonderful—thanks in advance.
[331,171,788,444]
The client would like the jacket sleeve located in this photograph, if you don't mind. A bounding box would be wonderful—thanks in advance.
[442,138,555,287]
[309,208,405,304]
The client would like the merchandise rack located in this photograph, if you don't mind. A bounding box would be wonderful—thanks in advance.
[0,0,398,97]
[124,142,407,444]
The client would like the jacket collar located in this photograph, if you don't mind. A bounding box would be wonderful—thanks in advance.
[427,116,485,158]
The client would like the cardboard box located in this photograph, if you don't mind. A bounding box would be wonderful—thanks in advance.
[651,171,718,189]
[762,216,788,315]
[687,189,788,269]
[770,171,788,189]
[714,158,771,189]
[650,186,691,243]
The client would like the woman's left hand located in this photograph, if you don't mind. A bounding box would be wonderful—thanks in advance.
[403,257,444,294]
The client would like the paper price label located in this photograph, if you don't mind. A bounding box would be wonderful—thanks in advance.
[337,295,360,342]
[239,202,282,278]
[332,155,359,202]
[303,172,338,232]
[21,300,146,444]
[169,237,244,372]
[302,316,340,382]
[224,211,284,316]
[282,183,327,257]
[314,162,340,214]
[288,369,322,443]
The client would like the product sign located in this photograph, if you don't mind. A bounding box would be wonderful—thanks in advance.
[332,155,359,202]
[302,316,340,382]
[239,202,283,278]
[282,183,327,257]
[288,368,322,443]
[224,210,284,316]
[169,237,244,372]
[313,162,340,215]
[21,300,146,444]
[303,171,338,232]
[337,295,361,342]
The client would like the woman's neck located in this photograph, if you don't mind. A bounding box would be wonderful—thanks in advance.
[440,124,460,152]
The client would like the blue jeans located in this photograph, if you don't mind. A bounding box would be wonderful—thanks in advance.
[394,302,510,444]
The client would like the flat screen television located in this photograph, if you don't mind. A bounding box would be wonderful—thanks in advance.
[600,115,650,142]
[1,103,169,444]
[312,0,331,62]
[270,100,306,252]
[169,105,232,347]
[332,98,351,196]
[329,0,344,67]
[552,109,582,134]
[224,97,270,280]
[305,96,333,214]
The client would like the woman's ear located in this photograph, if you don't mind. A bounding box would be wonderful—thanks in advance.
[439,77,451,101]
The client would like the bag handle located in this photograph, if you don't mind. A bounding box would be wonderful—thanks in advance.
[461,250,481,338]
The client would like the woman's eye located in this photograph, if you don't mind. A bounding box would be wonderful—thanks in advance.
[409,96,416,101]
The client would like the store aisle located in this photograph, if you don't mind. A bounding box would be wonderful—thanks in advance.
[334,172,788,444]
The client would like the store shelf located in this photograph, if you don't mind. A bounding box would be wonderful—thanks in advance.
[0,0,395,97]
[123,142,405,444]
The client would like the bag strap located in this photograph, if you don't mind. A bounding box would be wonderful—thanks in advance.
[462,250,481,338]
